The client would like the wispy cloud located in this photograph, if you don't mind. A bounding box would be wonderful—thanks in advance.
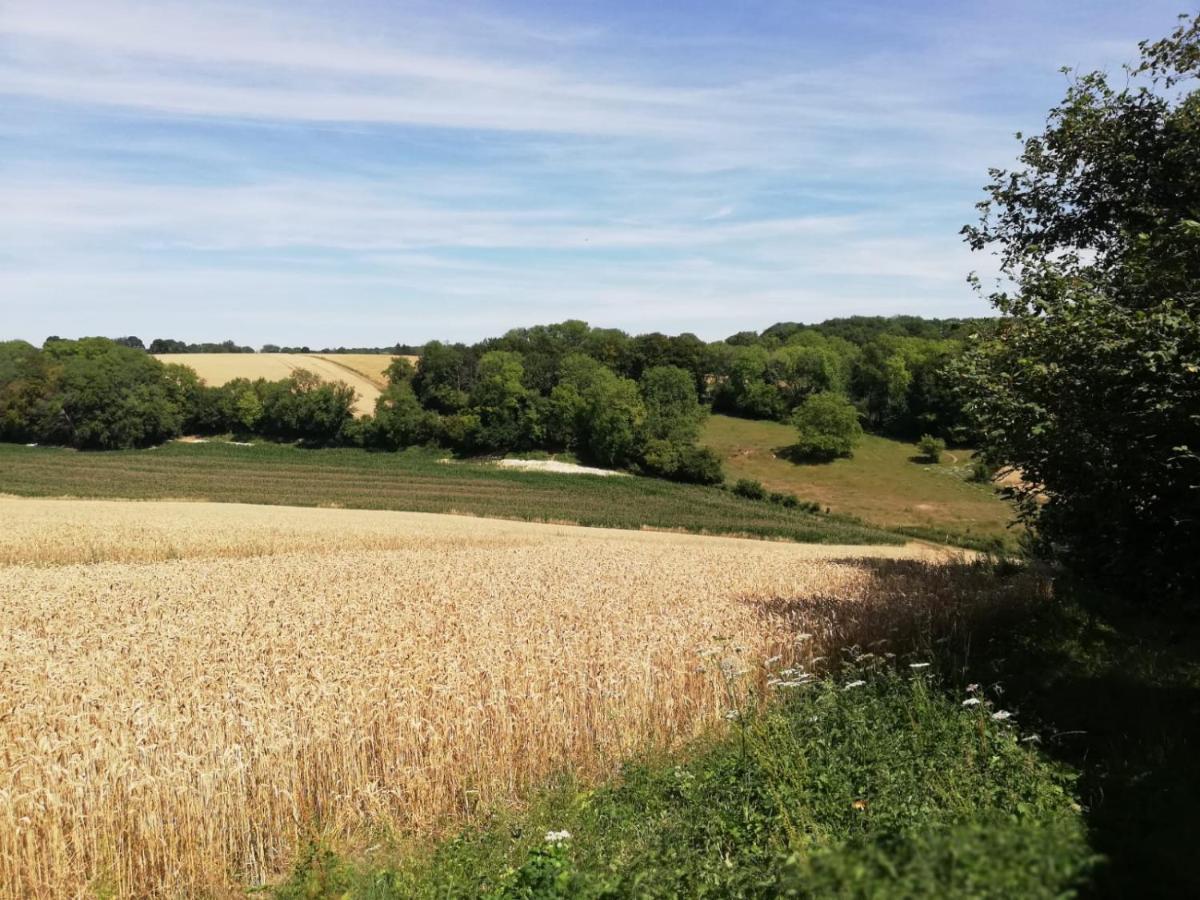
[0,0,1185,343]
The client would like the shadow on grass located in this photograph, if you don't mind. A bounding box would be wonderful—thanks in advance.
[772,443,842,465]
[768,559,1200,897]
[961,597,1200,898]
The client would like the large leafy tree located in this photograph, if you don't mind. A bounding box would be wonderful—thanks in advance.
[959,16,1200,602]
[41,338,184,449]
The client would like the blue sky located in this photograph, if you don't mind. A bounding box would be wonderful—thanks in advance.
[0,0,1188,345]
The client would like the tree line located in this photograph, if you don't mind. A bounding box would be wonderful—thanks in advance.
[0,334,725,483]
[0,316,985,485]
[122,338,423,354]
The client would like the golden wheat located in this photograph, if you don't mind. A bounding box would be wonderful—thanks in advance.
[0,497,962,898]
[154,353,398,415]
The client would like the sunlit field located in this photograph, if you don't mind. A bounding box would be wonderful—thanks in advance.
[0,497,959,897]
[152,353,411,415]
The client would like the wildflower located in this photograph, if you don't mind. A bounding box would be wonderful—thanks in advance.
[544,830,572,843]
[720,660,749,677]
[991,710,1013,721]
[844,680,866,690]
[962,698,981,707]
[909,662,930,670]
[966,683,980,693]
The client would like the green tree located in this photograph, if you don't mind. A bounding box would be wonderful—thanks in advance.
[640,365,706,444]
[790,392,863,462]
[470,351,533,451]
[259,369,356,443]
[37,338,185,449]
[712,345,786,419]
[551,353,645,467]
[374,380,435,448]
[958,16,1200,601]
[413,341,474,413]
[0,340,65,443]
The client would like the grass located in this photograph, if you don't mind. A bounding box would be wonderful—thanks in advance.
[274,573,1200,899]
[702,414,1017,549]
[0,441,905,546]
[958,592,1200,897]
[276,670,1093,899]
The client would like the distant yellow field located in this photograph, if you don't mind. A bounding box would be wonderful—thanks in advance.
[154,353,416,415]
[0,496,958,897]
[311,353,416,388]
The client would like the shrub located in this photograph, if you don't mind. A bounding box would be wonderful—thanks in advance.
[790,392,863,462]
[642,440,725,485]
[916,433,946,463]
[767,492,821,513]
[968,455,994,483]
[732,478,768,501]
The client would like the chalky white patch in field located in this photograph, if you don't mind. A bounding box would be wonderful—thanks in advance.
[0,497,958,897]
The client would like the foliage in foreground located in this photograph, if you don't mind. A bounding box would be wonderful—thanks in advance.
[959,15,1200,603]
[276,672,1092,899]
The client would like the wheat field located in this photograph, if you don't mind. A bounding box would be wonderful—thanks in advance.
[0,497,958,897]
[154,353,416,415]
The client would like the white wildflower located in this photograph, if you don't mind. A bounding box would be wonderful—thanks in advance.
[844,680,866,690]
[991,710,1013,721]
[962,698,981,707]
[544,830,572,843]
[966,683,980,693]
[909,662,931,670]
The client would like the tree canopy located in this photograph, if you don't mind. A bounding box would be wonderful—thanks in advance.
[959,15,1200,603]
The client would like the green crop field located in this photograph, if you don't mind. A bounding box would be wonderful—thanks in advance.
[0,441,906,546]
[702,414,1017,549]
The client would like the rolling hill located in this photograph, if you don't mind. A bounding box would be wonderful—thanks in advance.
[154,353,415,415]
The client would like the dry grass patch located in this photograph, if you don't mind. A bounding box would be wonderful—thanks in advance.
[0,497,964,897]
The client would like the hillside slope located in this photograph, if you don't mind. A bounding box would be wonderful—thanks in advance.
[702,414,1015,548]
[154,353,410,415]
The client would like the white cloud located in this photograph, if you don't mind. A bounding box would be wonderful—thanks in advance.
[0,0,1170,342]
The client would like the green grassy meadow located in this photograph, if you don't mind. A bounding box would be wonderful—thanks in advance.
[0,441,904,546]
[702,414,1017,549]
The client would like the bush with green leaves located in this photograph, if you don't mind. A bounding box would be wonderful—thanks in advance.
[916,433,946,463]
[958,15,1200,603]
[790,391,863,462]
[731,477,768,500]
